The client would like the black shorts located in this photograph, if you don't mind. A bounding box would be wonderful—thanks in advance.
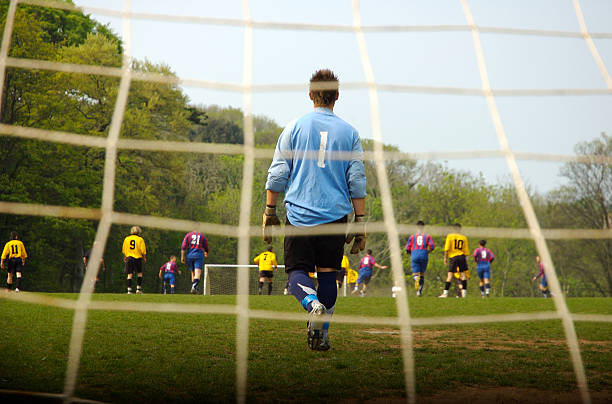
[124,257,143,275]
[448,255,468,273]
[259,270,274,279]
[284,215,347,274]
[7,258,23,274]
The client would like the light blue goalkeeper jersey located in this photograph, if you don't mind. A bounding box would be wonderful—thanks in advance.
[266,107,366,227]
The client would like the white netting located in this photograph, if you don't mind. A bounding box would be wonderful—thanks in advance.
[0,1,611,404]
[203,264,289,295]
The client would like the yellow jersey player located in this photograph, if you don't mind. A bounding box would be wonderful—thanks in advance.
[1,231,28,292]
[439,223,470,298]
[337,254,351,290]
[122,226,147,294]
[254,246,277,295]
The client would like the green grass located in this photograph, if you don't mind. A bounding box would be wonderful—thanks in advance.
[0,295,611,403]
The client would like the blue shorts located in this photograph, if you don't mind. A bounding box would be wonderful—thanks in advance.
[357,268,372,285]
[187,251,204,272]
[540,275,548,288]
[411,257,428,274]
[163,272,176,285]
[477,265,490,279]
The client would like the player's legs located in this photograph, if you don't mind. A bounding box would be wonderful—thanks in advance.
[6,271,13,291]
[125,259,133,294]
[168,273,176,294]
[134,259,143,293]
[539,277,551,297]
[14,271,22,291]
[312,224,344,351]
[411,254,428,296]
[455,256,469,297]
[187,253,204,293]
[258,274,265,295]
[439,270,454,298]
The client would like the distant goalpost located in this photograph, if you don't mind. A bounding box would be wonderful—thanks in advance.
[203,264,349,296]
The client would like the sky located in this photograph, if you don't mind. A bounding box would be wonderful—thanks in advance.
[74,0,612,194]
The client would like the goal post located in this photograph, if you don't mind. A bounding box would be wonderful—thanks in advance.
[203,264,348,296]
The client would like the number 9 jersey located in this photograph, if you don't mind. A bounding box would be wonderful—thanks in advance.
[122,234,147,259]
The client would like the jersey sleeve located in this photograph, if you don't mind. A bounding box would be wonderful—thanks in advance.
[181,233,189,250]
[405,236,413,253]
[202,236,209,253]
[20,242,27,259]
[265,121,295,192]
[121,237,128,256]
[254,253,261,264]
[140,238,147,256]
[489,249,495,262]
[271,254,277,267]
[443,236,451,252]
[427,235,435,252]
[462,237,469,255]
[346,133,366,199]
[1,243,8,259]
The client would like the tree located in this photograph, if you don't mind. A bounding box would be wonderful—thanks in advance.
[543,133,612,296]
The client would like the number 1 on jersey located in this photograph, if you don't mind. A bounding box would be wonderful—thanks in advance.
[318,131,328,168]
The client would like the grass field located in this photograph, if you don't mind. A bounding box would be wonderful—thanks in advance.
[0,294,611,403]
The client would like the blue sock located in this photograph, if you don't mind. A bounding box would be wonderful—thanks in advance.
[170,285,175,294]
[317,272,337,335]
[316,272,337,310]
[193,278,200,290]
[288,270,319,312]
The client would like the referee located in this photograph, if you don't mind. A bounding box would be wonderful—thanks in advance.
[263,69,367,351]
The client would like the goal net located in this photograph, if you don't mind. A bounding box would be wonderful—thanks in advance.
[204,264,288,295]
[0,1,611,404]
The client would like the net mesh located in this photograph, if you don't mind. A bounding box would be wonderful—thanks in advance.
[0,1,611,403]
[204,265,289,295]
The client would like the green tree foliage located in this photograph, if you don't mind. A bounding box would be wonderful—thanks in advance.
[1,2,609,296]
[540,133,612,296]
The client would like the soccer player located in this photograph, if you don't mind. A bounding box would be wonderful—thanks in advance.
[1,231,28,292]
[181,229,209,294]
[532,255,551,298]
[122,226,147,294]
[83,241,106,291]
[473,239,494,298]
[159,255,181,294]
[352,249,388,297]
[405,220,435,296]
[253,246,277,295]
[337,254,351,290]
[439,223,470,298]
[263,69,366,351]
[346,266,359,290]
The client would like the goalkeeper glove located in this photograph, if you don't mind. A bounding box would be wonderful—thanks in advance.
[262,205,280,243]
[346,215,366,254]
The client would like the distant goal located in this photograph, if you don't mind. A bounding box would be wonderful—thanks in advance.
[203,264,350,296]
[203,264,289,295]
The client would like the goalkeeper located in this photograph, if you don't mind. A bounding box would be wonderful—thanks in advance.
[253,246,277,295]
[263,69,366,351]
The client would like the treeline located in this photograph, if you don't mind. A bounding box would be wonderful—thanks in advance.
[0,2,610,296]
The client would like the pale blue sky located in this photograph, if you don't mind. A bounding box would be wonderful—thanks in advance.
[75,0,612,193]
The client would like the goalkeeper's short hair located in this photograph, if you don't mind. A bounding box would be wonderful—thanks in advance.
[309,69,339,106]
[130,226,142,235]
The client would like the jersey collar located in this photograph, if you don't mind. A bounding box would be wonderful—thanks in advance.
[314,107,334,115]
